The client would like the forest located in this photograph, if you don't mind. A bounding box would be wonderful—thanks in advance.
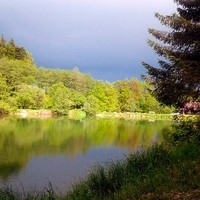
[0,36,172,116]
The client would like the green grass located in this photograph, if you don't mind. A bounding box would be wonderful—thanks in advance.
[68,109,86,120]
[0,183,62,200]
[96,112,174,121]
[66,143,200,200]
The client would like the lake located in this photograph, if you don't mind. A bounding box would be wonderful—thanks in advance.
[0,117,171,194]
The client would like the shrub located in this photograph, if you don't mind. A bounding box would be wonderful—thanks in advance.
[0,101,11,115]
[167,117,200,145]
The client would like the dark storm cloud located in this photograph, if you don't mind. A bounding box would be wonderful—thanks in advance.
[0,0,176,81]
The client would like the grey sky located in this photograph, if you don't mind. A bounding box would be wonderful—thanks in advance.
[0,0,176,81]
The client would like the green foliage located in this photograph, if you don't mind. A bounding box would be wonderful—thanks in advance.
[70,90,86,109]
[0,36,173,115]
[88,81,107,111]
[114,80,137,112]
[15,84,45,109]
[140,92,172,114]
[0,36,7,58]
[68,109,86,120]
[83,95,101,115]
[120,87,136,112]
[43,95,53,109]
[0,101,11,115]
[36,67,70,90]
[36,67,94,97]
[0,73,9,101]
[114,79,172,113]
[47,82,74,115]
[67,67,91,95]
[104,83,119,112]
[166,117,200,145]
[86,81,119,113]
[0,58,37,92]
[0,185,59,200]
[6,39,16,60]
[85,162,125,198]
[0,36,33,62]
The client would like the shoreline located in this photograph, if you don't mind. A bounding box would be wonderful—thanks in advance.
[96,112,173,120]
[7,109,173,120]
[3,109,197,121]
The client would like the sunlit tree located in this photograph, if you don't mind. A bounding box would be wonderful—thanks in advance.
[15,84,45,109]
[47,82,74,114]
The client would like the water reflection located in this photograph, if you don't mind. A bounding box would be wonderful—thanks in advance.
[0,117,171,192]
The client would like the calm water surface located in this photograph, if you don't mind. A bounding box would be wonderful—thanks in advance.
[0,117,171,193]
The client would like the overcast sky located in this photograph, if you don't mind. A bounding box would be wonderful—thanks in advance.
[0,0,176,81]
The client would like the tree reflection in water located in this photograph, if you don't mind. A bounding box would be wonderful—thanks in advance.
[0,117,171,191]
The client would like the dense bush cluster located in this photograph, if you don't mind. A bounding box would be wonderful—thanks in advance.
[166,116,200,145]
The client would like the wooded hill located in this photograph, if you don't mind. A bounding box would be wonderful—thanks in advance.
[0,36,173,115]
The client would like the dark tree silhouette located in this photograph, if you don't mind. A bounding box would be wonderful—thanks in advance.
[143,0,200,107]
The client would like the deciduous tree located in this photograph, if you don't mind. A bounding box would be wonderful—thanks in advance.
[15,84,45,109]
[47,82,74,114]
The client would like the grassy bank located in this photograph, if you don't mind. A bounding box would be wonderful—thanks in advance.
[0,118,200,200]
[96,112,199,121]
[66,144,200,200]
[12,109,198,121]
[96,112,173,120]
[13,109,86,120]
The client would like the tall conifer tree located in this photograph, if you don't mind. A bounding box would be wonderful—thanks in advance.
[143,0,200,107]
[0,35,7,58]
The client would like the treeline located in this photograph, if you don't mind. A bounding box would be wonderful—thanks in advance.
[0,36,32,61]
[0,36,173,115]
